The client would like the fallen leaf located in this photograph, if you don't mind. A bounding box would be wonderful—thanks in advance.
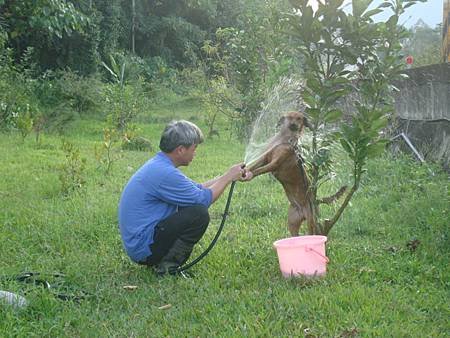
[406,238,421,252]
[158,304,172,310]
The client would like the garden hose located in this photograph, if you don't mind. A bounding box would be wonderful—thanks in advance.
[176,179,237,274]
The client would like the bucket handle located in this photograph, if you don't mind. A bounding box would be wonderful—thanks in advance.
[305,246,329,263]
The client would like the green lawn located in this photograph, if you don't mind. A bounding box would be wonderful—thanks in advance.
[0,116,449,337]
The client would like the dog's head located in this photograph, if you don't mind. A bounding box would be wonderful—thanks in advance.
[277,111,310,134]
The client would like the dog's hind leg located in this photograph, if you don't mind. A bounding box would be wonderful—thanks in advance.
[287,204,305,236]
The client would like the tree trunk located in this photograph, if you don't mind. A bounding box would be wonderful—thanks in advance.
[131,0,136,54]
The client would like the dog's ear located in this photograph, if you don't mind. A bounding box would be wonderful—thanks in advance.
[303,116,312,130]
[276,116,285,128]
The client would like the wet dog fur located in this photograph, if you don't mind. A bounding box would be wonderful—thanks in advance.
[247,111,345,235]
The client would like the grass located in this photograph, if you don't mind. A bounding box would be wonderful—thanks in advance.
[0,110,449,337]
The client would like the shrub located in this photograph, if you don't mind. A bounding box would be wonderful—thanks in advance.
[103,81,144,131]
[54,70,103,115]
[94,125,121,175]
[59,140,87,195]
[121,125,152,152]
[15,105,34,141]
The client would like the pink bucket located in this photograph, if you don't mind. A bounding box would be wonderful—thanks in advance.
[273,236,329,278]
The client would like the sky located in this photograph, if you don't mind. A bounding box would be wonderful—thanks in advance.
[308,0,443,28]
[372,0,443,28]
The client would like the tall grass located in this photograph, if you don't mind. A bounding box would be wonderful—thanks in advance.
[0,114,448,336]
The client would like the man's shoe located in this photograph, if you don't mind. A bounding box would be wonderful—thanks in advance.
[154,261,179,276]
[154,239,195,276]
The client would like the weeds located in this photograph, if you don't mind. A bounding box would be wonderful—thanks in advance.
[59,140,86,195]
[94,125,121,175]
[15,105,33,141]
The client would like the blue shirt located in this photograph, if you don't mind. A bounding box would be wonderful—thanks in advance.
[118,152,213,262]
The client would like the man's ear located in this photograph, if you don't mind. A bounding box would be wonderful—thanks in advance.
[276,116,285,128]
[175,145,185,154]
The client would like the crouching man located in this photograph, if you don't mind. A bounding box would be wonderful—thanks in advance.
[118,120,252,275]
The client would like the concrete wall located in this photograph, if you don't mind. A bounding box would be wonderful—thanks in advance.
[393,63,450,168]
[394,63,449,121]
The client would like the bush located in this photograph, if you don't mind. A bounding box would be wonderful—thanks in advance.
[55,71,103,115]
[59,140,87,195]
[121,135,152,152]
[0,52,36,131]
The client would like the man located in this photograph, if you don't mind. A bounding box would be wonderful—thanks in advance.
[118,120,252,275]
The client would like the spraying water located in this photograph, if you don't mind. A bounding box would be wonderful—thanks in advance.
[244,77,306,166]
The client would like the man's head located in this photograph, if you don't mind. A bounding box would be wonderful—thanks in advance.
[159,120,204,166]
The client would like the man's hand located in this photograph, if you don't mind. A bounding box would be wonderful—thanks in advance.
[239,167,253,182]
[227,163,245,182]
[227,163,253,182]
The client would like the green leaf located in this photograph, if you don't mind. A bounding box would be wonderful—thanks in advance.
[324,109,343,123]
[302,93,317,108]
[366,140,388,158]
[377,2,393,8]
[362,8,383,19]
[340,138,353,155]
[352,0,372,18]
[306,77,321,92]
[370,116,388,131]
[101,62,119,81]
[306,107,321,119]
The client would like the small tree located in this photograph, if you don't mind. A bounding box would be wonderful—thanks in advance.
[94,125,121,175]
[102,54,143,132]
[59,140,86,195]
[16,105,33,142]
[285,0,421,235]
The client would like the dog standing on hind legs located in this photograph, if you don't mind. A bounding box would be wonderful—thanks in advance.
[246,111,346,236]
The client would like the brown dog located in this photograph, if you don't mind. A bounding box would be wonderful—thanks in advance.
[247,111,346,235]
[247,111,315,235]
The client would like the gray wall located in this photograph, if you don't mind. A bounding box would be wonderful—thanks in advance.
[394,63,449,121]
[393,63,450,168]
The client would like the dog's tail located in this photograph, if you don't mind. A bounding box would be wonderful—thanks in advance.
[318,186,347,204]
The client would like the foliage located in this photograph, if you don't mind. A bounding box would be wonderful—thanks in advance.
[118,0,209,65]
[121,124,153,152]
[187,40,242,138]
[3,0,89,39]
[285,0,424,235]
[25,71,83,133]
[199,76,241,138]
[210,1,295,139]
[0,49,38,131]
[15,105,34,141]
[55,71,103,114]
[101,54,150,131]
[59,139,86,195]
[103,81,144,132]
[403,21,441,67]
[94,125,121,175]
[0,0,94,73]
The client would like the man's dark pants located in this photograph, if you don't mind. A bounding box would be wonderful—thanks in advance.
[142,205,210,266]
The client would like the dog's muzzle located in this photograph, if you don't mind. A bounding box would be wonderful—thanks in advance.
[289,124,299,131]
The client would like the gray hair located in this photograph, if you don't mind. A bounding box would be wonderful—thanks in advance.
[159,120,204,152]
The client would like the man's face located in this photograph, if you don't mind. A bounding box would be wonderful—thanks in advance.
[178,144,197,166]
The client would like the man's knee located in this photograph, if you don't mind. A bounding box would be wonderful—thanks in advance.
[190,205,210,228]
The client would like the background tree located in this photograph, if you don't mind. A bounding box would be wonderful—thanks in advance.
[209,0,295,138]
[402,20,441,67]
[285,0,424,235]
[0,0,94,74]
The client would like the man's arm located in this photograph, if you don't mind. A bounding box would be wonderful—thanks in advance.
[207,164,252,203]
[201,176,220,188]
